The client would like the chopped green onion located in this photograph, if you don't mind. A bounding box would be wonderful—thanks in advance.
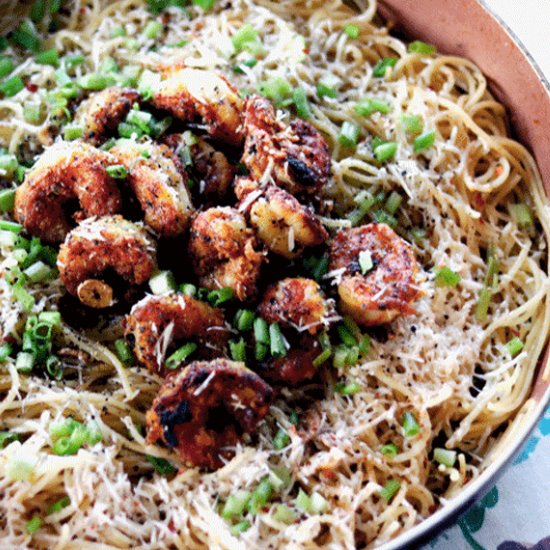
[303,253,329,282]
[166,343,197,370]
[229,338,247,363]
[312,347,331,367]
[408,40,436,55]
[0,229,17,248]
[269,323,287,358]
[114,339,134,365]
[337,324,357,347]
[63,125,83,141]
[247,477,274,514]
[0,430,18,448]
[110,26,127,38]
[86,421,103,445]
[338,121,360,148]
[343,24,360,39]
[16,351,35,373]
[358,334,371,355]
[0,76,24,97]
[35,48,60,67]
[234,309,255,332]
[106,164,128,179]
[232,23,259,52]
[39,311,61,327]
[505,336,524,357]
[348,191,376,226]
[402,412,419,437]
[46,496,70,515]
[78,73,109,91]
[254,317,269,345]
[26,515,42,535]
[222,490,250,519]
[0,342,13,362]
[46,355,62,380]
[24,260,54,283]
[358,250,374,275]
[475,287,493,322]
[52,436,79,456]
[23,102,42,124]
[413,130,436,153]
[146,455,177,474]
[380,443,399,457]
[355,97,392,117]
[269,465,293,489]
[400,113,423,134]
[374,141,398,162]
[316,80,338,99]
[372,57,397,78]
[292,87,312,119]
[64,53,85,69]
[192,0,216,9]
[49,417,79,440]
[207,287,234,306]
[254,342,268,362]
[273,428,290,450]
[295,489,311,513]
[230,520,250,536]
[433,448,457,468]
[334,381,361,395]
[30,0,46,22]
[144,20,163,40]
[149,270,176,295]
[385,191,402,215]
[486,255,500,289]
[434,266,461,288]
[258,76,293,107]
[310,492,329,514]
[0,38,6,52]
[0,56,14,79]
[379,479,400,502]
[12,20,41,52]
[7,458,35,480]
[232,58,258,73]
[273,504,296,524]
[509,203,533,228]
[0,189,15,213]
[49,0,62,14]
[0,153,18,175]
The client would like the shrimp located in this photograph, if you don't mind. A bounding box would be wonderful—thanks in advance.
[76,86,140,145]
[162,133,234,200]
[188,207,264,301]
[258,278,335,335]
[256,278,335,385]
[124,293,229,374]
[14,141,121,243]
[146,359,273,469]
[241,95,331,200]
[328,223,423,326]
[57,216,157,308]
[109,141,194,237]
[239,184,328,259]
[151,66,244,146]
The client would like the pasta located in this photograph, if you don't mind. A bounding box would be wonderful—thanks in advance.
[0,1,548,548]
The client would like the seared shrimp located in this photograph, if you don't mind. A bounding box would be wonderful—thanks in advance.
[57,216,156,308]
[14,141,121,243]
[76,86,140,145]
[188,207,264,301]
[124,293,229,374]
[163,133,234,200]
[240,184,328,259]
[152,67,244,146]
[110,141,193,237]
[329,224,423,326]
[258,341,320,385]
[258,278,334,335]
[146,359,273,469]
[242,95,331,199]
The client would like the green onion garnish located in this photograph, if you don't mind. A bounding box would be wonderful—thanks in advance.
[0,153,18,175]
[344,24,360,39]
[475,287,493,322]
[316,78,338,99]
[505,336,524,357]
[229,338,247,363]
[45,355,62,380]
[413,130,436,152]
[0,56,14,79]
[110,26,127,38]
[374,141,398,162]
[273,504,296,524]
[207,287,234,307]
[106,164,128,179]
[400,113,423,134]
[64,53,85,68]
[385,191,402,215]
[433,448,457,467]
[35,48,60,67]
[402,412,419,437]
[16,351,35,373]
[292,87,312,119]
[12,19,41,52]
[78,73,109,91]
[0,189,15,213]
[234,309,254,332]
[23,102,42,124]
[355,97,392,117]
[254,317,270,345]
[26,515,42,535]
[24,260,55,283]
[146,455,177,474]
[166,343,197,369]
[372,57,397,78]
[312,347,331,367]
[269,323,287,358]
[509,203,533,228]
[63,125,83,141]
[334,381,361,395]
[232,23,262,53]
[149,270,176,295]
[0,430,18,448]
[144,20,163,40]
[0,76,24,97]
[434,266,461,288]
[247,477,274,515]
[273,428,290,450]
[114,339,134,366]
[179,283,197,297]
[258,76,293,107]
[222,489,250,519]
[379,479,400,502]
[408,40,436,55]
[230,520,251,536]
[46,496,70,515]
[192,0,216,10]
[358,250,374,275]
[380,443,399,457]
[338,121,361,148]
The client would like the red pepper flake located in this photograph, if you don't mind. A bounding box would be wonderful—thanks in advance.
[495,165,504,177]
[25,82,38,93]
[321,469,335,481]
[161,14,170,25]
[511,329,520,337]
[473,193,485,210]
[304,48,310,55]
[167,520,176,533]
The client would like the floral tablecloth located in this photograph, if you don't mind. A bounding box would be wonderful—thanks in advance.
[423,407,550,550]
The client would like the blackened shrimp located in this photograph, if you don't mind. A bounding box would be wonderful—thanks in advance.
[162,133,234,200]
[57,216,156,308]
[258,278,335,335]
[152,67,244,146]
[110,141,193,237]
[76,86,140,145]
[146,359,273,469]
[241,95,331,200]
[124,293,229,374]
[239,184,328,259]
[329,224,423,326]
[14,141,121,243]
[188,207,264,301]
